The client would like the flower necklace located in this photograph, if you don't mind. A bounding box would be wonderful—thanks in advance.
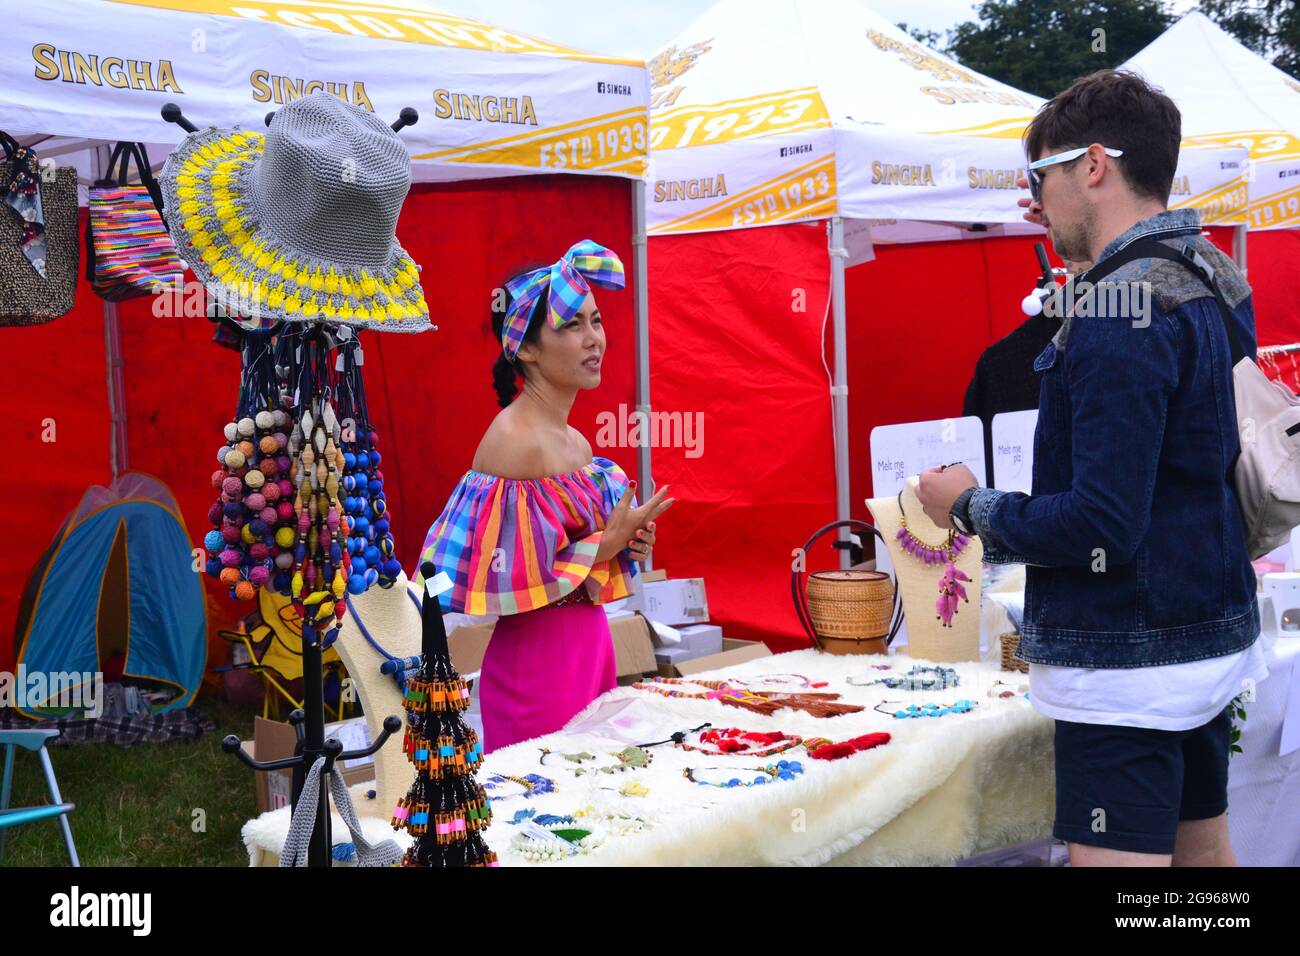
[875,699,978,719]
[683,758,805,789]
[847,665,960,690]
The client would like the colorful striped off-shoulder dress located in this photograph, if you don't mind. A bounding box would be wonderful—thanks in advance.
[416,457,639,752]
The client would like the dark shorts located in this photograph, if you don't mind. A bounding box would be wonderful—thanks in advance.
[1052,706,1232,855]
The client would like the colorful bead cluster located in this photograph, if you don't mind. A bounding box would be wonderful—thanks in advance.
[392,796,491,844]
[404,676,472,714]
[404,730,483,779]
[342,428,400,593]
[394,559,497,867]
[285,395,352,642]
[203,408,298,601]
[169,129,429,325]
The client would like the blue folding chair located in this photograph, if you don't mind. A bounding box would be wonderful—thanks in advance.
[0,729,79,866]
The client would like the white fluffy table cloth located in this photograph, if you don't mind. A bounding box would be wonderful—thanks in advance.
[241,649,1054,866]
[480,649,1054,866]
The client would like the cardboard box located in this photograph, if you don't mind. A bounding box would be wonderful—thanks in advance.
[446,621,494,676]
[446,611,658,680]
[246,715,375,815]
[662,638,772,677]
[670,623,724,657]
[639,578,709,626]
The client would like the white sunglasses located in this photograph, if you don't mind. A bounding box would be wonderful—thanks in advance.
[1026,145,1124,203]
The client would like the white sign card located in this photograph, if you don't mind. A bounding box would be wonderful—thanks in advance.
[867,416,987,650]
[991,410,1038,494]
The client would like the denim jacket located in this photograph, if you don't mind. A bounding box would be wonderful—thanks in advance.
[967,208,1260,668]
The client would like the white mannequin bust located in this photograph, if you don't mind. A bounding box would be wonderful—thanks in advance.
[332,571,421,819]
[867,477,982,662]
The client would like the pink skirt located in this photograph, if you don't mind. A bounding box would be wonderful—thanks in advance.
[478,601,616,754]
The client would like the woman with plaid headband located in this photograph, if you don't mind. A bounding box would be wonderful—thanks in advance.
[416,241,675,753]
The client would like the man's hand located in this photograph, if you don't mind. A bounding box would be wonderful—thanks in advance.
[915,465,978,530]
[1017,173,1049,228]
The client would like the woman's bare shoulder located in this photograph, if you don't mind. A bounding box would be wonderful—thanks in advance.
[471,410,545,479]
[569,426,594,462]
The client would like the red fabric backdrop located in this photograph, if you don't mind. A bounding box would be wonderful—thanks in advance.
[648,222,836,654]
[5,174,636,679]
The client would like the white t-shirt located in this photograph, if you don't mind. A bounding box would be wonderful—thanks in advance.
[1028,640,1270,730]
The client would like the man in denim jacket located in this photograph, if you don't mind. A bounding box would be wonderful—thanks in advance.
[918,70,1264,867]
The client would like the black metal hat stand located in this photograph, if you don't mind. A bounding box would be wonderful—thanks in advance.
[162,102,418,867]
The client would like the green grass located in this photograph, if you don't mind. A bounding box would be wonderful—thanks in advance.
[2,695,259,867]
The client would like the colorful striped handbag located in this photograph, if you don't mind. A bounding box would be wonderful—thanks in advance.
[85,142,183,302]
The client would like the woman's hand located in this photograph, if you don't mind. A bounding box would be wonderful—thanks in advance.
[595,481,675,563]
[625,521,657,565]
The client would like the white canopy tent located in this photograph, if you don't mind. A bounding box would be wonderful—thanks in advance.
[645,0,1249,563]
[1123,10,1300,245]
[0,0,655,491]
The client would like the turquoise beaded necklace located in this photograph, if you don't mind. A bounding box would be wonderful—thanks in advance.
[874,699,978,719]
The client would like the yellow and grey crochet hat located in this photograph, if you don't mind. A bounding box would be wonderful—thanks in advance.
[160,92,430,331]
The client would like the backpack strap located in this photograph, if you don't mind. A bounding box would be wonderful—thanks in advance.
[1081,237,1247,365]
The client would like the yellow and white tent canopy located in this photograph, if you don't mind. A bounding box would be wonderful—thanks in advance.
[646,0,1247,238]
[1123,11,1300,231]
[2,0,648,183]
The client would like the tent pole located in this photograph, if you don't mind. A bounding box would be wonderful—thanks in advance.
[1234,223,1248,277]
[104,300,129,480]
[631,179,654,569]
[93,143,129,480]
[828,218,850,570]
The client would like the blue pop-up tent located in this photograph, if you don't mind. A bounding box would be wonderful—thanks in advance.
[13,473,207,718]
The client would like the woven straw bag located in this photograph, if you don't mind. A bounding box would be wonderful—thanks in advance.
[793,519,903,655]
[0,134,79,324]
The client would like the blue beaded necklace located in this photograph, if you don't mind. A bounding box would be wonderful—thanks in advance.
[684,759,805,788]
[874,699,978,719]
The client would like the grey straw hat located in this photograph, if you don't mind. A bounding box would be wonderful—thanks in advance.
[160,92,430,331]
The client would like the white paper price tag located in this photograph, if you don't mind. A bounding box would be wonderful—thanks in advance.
[425,570,453,598]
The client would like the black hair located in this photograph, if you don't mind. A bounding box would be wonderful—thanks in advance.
[1025,69,1181,205]
[490,265,548,409]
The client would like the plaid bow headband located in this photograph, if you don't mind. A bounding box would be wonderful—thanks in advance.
[500,240,625,362]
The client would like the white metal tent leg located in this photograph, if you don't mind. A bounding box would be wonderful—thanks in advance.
[632,180,654,569]
[1234,223,1248,277]
[828,218,850,569]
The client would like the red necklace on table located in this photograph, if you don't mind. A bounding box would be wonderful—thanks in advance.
[677,727,803,757]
